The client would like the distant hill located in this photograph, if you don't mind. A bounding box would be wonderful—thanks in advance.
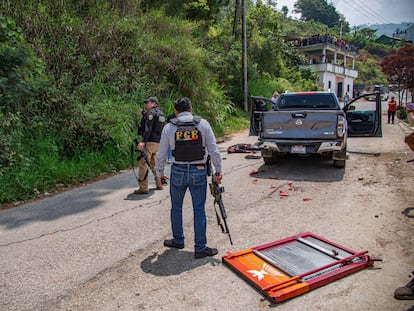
[358,22,413,37]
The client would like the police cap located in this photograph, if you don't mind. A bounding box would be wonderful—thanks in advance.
[144,96,159,104]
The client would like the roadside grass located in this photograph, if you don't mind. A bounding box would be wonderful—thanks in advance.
[0,145,128,208]
[0,115,250,208]
[217,110,250,137]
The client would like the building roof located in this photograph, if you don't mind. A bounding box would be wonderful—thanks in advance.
[376,34,413,45]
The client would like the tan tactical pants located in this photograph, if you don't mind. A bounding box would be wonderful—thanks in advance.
[138,142,159,192]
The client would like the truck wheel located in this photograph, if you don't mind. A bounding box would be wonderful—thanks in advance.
[333,159,346,168]
[263,151,279,165]
[333,146,347,168]
[263,157,275,165]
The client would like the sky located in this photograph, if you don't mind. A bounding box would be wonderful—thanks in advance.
[280,0,414,26]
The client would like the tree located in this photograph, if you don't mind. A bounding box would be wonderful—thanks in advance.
[380,44,414,103]
[139,0,231,22]
[0,15,47,114]
[281,6,288,17]
[246,2,286,77]
[293,0,341,28]
[349,27,377,49]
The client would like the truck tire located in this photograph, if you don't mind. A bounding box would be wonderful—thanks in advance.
[263,157,275,165]
[262,151,279,165]
[333,159,346,168]
[333,145,347,168]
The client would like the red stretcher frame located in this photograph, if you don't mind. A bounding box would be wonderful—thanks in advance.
[222,232,374,303]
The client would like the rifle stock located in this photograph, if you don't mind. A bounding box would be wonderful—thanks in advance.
[131,138,167,185]
[209,175,233,245]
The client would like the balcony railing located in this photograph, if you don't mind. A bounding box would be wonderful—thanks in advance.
[302,63,358,78]
[297,41,358,57]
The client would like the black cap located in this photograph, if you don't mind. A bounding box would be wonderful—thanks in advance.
[174,97,191,112]
[144,96,159,104]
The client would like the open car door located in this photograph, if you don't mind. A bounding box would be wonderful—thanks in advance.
[249,96,273,136]
[343,92,382,137]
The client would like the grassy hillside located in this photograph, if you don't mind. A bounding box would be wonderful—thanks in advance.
[0,1,390,206]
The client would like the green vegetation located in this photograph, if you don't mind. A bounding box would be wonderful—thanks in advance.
[0,1,396,206]
[293,0,348,29]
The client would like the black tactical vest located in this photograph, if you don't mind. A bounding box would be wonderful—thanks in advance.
[171,116,205,162]
[153,107,166,134]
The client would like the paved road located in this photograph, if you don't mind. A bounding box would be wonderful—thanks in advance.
[1,110,413,310]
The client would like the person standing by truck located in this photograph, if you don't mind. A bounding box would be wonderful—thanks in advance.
[155,97,222,258]
[271,92,280,110]
[344,92,350,105]
[387,96,397,124]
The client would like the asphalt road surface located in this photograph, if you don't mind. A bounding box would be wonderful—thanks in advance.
[1,107,413,311]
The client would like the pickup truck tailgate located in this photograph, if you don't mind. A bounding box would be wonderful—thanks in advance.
[261,110,342,140]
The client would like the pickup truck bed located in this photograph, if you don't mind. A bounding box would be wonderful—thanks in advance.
[250,92,347,167]
[250,91,382,168]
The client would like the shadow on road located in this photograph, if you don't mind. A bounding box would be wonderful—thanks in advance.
[140,249,221,276]
[124,189,160,201]
[0,173,133,230]
[250,154,345,182]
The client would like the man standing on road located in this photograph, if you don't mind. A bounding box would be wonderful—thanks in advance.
[135,96,165,194]
[155,97,222,259]
[387,96,397,124]
[344,92,350,105]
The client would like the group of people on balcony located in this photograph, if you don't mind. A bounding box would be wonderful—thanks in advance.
[294,34,358,53]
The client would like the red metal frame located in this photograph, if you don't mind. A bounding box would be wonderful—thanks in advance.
[222,232,374,303]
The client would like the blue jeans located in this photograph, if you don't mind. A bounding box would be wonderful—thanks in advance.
[388,110,396,123]
[167,148,172,162]
[170,164,207,252]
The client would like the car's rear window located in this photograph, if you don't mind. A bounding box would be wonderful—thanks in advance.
[276,94,339,110]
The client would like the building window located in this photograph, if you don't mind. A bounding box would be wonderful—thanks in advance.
[328,81,331,89]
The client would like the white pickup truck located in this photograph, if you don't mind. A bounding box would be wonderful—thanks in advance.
[249,91,382,168]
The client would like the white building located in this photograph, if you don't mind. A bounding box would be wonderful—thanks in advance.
[297,35,358,100]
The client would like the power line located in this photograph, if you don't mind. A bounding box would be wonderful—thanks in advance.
[338,0,391,24]
[347,0,391,23]
[340,0,388,24]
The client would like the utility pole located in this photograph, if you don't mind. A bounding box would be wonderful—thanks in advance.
[242,0,248,111]
[233,0,240,35]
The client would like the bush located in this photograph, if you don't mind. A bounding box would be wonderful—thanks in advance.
[397,108,407,120]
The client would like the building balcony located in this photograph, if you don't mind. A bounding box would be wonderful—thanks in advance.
[297,42,358,57]
[301,63,358,78]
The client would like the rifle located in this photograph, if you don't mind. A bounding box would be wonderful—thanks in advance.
[131,138,167,185]
[209,172,233,245]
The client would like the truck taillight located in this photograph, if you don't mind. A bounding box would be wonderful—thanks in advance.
[337,115,346,137]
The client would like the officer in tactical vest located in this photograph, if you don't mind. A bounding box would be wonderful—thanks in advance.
[155,97,222,259]
[134,96,165,194]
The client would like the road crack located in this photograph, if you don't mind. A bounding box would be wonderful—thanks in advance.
[0,196,170,247]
